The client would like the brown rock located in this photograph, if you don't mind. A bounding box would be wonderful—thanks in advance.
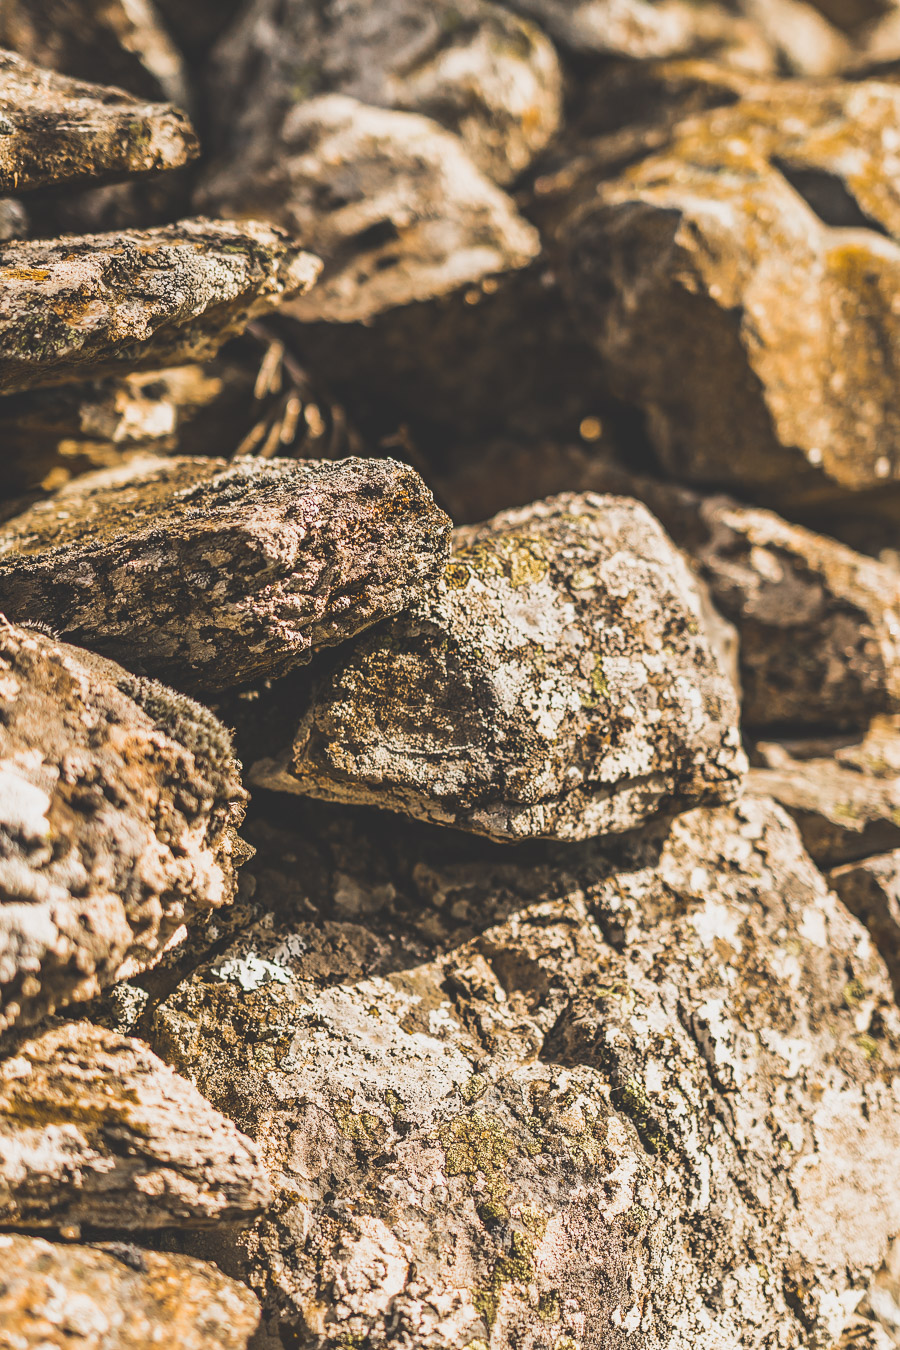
[0,454,451,693]
[0,218,320,394]
[0,1020,270,1231]
[829,849,900,998]
[561,75,900,520]
[0,47,196,196]
[0,1233,260,1349]
[0,618,247,1033]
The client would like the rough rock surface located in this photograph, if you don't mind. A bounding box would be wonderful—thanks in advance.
[147,794,900,1350]
[562,76,900,518]
[0,617,247,1033]
[0,218,320,394]
[199,95,539,323]
[208,0,562,186]
[0,0,192,108]
[0,455,451,693]
[0,1020,270,1231]
[829,850,900,998]
[253,493,744,841]
[0,49,197,196]
[746,722,900,865]
[0,1233,260,1349]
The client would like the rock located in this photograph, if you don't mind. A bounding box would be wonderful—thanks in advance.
[0,0,192,107]
[0,48,196,196]
[152,0,245,59]
[0,455,451,694]
[147,795,900,1348]
[829,850,900,998]
[0,1233,260,1349]
[252,493,744,841]
[0,1020,270,1231]
[208,0,562,186]
[0,617,247,1033]
[746,721,900,864]
[0,218,320,394]
[198,95,539,324]
[561,76,900,521]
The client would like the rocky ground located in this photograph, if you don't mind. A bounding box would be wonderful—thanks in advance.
[2,4,900,1349]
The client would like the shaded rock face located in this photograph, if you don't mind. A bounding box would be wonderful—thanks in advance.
[0,1020,270,1232]
[148,795,900,1350]
[207,0,562,187]
[199,94,539,324]
[0,218,320,393]
[562,77,900,519]
[0,618,246,1033]
[253,493,744,841]
[0,455,451,693]
[0,48,197,195]
[746,721,900,865]
[829,850,900,999]
[0,1233,261,1349]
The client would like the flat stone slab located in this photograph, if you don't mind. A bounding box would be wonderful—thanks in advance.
[0,217,320,393]
[253,492,745,841]
[0,454,451,693]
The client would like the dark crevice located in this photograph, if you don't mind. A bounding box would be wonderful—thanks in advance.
[772,158,892,237]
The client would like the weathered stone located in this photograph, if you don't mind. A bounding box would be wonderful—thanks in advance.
[561,76,900,520]
[198,95,539,323]
[0,49,197,197]
[746,720,900,864]
[147,795,900,1349]
[829,849,900,998]
[0,218,320,394]
[0,1020,270,1231]
[0,1233,260,1349]
[208,0,562,186]
[252,493,744,841]
[0,455,451,693]
[0,0,192,107]
[0,618,247,1033]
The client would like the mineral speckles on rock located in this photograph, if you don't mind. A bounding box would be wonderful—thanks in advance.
[148,796,900,1350]
[199,95,540,323]
[0,1020,271,1231]
[0,455,451,693]
[207,0,562,186]
[561,77,900,517]
[0,618,246,1032]
[0,218,321,394]
[0,48,198,195]
[253,493,745,841]
[0,1234,261,1350]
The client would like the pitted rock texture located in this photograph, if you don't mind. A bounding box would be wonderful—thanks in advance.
[0,218,320,394]
[252,493,745,841]
[0,1233,260,1349]
[0,455,451,693]
[562,76,900,518]
[0,48,197,196]
[147,795,900,1350]
[0,618,247,1033]
[198,94,539,323]
[208,0,562,186]
[746,721,900,865]
[0,1020,270,1231]
[0,0,192,108]
[829,850,900,999]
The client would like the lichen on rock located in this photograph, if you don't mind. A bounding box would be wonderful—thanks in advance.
[253,492,745,842]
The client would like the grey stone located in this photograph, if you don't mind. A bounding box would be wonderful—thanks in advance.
[198,95,539,323]
[0,218,320,394]
[0,454,451,693]
[147,795,900,1349]
[0,1233,260,1349]
[0,617,247,1034]
[252,493,744,841]
[0,1020,271,1232]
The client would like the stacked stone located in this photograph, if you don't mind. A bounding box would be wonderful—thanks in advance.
[1,5,900,1349]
